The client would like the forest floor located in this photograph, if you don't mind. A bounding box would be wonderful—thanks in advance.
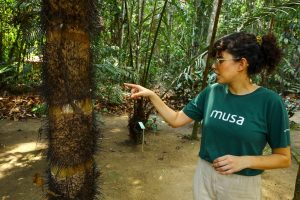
[0,112,299,200]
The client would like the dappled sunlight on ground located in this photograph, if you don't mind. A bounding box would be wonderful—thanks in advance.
[0,115,299,200]
[0,142,47,179]
[110,128,121,133]
[6,142,46,154]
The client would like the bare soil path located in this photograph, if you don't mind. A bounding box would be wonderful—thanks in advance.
[0,114,299,200]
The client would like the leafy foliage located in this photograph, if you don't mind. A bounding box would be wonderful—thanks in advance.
[0,0,42,92]
[282,95,300,118]
[1,0,299,113]
[218,0,300,95]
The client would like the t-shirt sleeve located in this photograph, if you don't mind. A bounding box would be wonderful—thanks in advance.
[182,87,209,121]
[266,94,291,148]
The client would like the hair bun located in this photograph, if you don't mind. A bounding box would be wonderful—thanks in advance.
[256,36,262,46]
[261,33,282,74]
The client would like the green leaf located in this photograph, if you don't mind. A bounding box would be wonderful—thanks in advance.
[0,66,13,74]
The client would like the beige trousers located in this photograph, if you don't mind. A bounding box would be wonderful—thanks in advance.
[193,159,261,200]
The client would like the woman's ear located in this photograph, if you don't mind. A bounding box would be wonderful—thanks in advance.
[238,58,249,72]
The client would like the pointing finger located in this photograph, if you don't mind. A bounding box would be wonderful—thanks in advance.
[124,83,138,88]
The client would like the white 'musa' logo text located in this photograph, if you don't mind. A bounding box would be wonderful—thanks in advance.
[210,110,245,125]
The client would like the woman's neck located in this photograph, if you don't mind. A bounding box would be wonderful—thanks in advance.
[228,78,259,95]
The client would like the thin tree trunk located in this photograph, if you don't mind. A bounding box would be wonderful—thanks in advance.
[111,0,122,45]
[135,0,146,77]
[190,0,202,140]
[120,0,126,49]
[294,165,300,200]
[118,0,126,76]
[202,0,223,88]
[191,0,223,140]
[128,0,168,144]
[205,0,222,54]
[0,2,4,63]
[143,0,168,87]
[8,29,21,63]
[16,39,25,81]
[142,0,158,84]
[41,0,100,199]
[193,0,202,54]
[0,32,3,63]
[124,0,134,70]
[164,7,173,66]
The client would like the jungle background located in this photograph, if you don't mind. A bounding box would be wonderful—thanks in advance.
[0,0,300,199]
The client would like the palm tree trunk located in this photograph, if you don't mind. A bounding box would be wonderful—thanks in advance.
[41,0,100,199]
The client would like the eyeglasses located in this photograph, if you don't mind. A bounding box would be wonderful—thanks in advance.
[213,57,241,65]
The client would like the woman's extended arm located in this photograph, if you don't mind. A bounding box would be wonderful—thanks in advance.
[212,147,291,175]
[124,83,193,128]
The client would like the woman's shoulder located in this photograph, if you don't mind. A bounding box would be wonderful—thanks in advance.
[257,87,284,102]
[199,83,225,96]
[207,83,226,91]
[258,87,281,96]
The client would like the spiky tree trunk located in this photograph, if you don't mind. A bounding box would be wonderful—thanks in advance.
[41,0,100,199]
[128,99,147,144]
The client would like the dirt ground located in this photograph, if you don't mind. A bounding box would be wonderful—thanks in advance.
[0,114,299,200]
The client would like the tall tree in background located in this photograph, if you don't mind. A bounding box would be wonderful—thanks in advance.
[294,165,300,199]
[191,0,223,139]
[127,0,168,144]
[41,0,100,199]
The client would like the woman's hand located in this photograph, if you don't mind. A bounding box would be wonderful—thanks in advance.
[212,155,249,175]
[124,83,193,128]
[124,83,155,99]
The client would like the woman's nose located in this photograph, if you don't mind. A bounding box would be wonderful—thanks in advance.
[211,63,216,70]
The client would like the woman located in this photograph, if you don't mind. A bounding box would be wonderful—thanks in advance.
[124,32,291,200]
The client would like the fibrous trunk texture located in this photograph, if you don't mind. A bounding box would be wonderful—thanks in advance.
[128,99,147,144]
[41,0,100,199]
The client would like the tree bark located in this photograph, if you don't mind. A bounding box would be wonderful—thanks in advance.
[143,0,168,87]
[135,0,146,76]
[294,164,300,200]
[192,0,202,56]
[118,0,126,68]
[293,162,300,200]
[191,0,223,140]
[142,0,158,84]
[8,29,21,63]
[0,32,3,63]
[124,0,134,70]
[41,0,100,199]
[111,0,122,45]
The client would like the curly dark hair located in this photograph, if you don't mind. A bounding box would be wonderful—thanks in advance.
[210,32,282,75]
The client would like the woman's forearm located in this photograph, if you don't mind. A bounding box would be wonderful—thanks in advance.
[124,83,192,127]
[148,92,192,128]
[244,150,291,170]
[213,147,291,174]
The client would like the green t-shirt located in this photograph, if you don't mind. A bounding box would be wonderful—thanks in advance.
[183,83,290,176]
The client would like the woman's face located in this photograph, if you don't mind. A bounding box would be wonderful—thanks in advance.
[212,51,242,84]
